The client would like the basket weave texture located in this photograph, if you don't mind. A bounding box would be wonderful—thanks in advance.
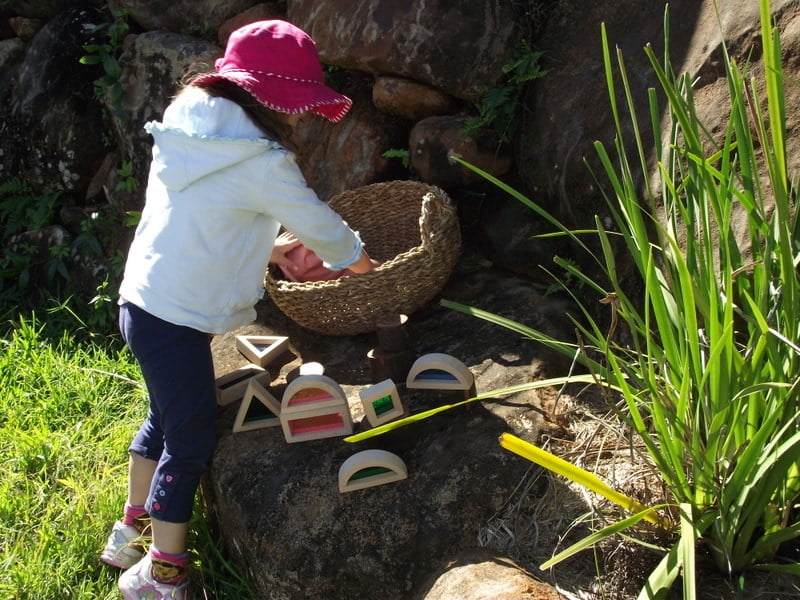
[264,180,461,336]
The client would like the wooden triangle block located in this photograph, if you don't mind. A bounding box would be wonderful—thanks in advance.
[233,378,281,433]
[235,335,289,367]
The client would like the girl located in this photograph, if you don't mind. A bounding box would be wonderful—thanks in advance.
[100,20,377,599]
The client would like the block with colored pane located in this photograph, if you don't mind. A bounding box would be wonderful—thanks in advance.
[215,364,270,407]
[359,379,405,427]
[280,374,353,443]
[234,334,289,367]
[338,449,407,493]
[405,353,474,391]
[233,378,281,433]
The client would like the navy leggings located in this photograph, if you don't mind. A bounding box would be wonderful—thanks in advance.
[119,302,217,524]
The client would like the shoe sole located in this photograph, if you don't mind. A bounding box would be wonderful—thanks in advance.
[100,550,143,570]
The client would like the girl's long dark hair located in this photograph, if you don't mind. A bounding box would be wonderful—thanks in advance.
[185,76,298,152]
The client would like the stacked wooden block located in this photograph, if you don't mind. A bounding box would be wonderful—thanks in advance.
[215,330,477,493]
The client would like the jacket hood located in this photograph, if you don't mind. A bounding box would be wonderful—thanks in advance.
[144,122,283,192]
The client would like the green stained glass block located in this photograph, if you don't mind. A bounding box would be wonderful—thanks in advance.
[351,466,392,481]
[372,394,395,416]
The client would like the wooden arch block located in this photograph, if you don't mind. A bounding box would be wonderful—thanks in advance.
[359,379,405,427]
[235,335,289,367]
[215,364,269,407]
[338,449,408,493]
[233,378,281,433]
[280,374,353,443]
[406,353,474,391]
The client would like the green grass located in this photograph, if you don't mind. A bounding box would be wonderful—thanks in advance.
[0,315,254,599]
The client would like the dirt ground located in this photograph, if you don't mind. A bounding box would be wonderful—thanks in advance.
[497,385,800,600]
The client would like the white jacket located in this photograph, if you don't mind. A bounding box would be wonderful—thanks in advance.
[119,87,363,334]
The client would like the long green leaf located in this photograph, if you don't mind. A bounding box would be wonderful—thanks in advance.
[500,433,672,529]
[343,375,601,443]
[637,542,682,600]
[679,503,697,600]
[540,509,666,570]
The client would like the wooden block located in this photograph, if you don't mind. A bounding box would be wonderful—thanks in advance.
[359,379,405,427]
[282,374,345,412]
[299,361,325,376]
[215,364,269,406]
[280,374,353,443]
[375,314,412,353]
[233,378,281,433]
[406,353,474,391]
[338,449,408,493]
[234,335,289,367]
[286,361,325,383]
[367,347,415,384]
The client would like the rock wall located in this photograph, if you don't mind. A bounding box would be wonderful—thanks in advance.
[3,1,798,283]
[3,1,798,290]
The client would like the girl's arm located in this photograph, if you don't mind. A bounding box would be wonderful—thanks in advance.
[347,249,380,273]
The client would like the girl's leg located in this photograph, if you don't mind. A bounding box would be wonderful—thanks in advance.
[100,448,156,568]
[150,519,189,555]
[119,302,217,571]
[129,437,187,556]
[126,388,164,519]
[128,447,158,506]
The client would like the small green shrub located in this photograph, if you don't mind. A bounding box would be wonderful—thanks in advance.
[0,179,127,336]
[0,179,66,308]
[80,9,131,119]
[464,40,547,142]
[114,160,139,194]
[382,148,411,170]
[0,178,60,237]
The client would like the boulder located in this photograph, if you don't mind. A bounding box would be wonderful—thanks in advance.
[106,30,219,212]
[517,1,699,223]
[414,547,563,600]
[0,5,108,193]
[290,71,408,202]
[372,76,461,121]
[7,16,43,41]
[0,0,104,20]
[217,3,286,46]
[515,0,800,263]
[409,116,513,188]
[287,0,522,104]
[206,263,575,600]
[106,0,257,37]
[0,37,24,68]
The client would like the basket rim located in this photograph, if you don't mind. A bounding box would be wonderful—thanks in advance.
[265,181,457,292]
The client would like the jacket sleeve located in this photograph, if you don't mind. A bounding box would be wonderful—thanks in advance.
[257,149,363,270]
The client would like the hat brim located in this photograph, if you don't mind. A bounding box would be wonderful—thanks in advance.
[193,71,352,123]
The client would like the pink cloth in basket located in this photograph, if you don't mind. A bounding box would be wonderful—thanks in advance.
[278,244,355,282]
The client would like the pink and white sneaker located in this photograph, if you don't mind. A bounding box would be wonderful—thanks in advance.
[100,520,146,569]
[118,552,189,600]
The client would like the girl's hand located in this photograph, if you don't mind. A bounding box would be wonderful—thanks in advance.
[269,231,303,274]
[348,249,381,274]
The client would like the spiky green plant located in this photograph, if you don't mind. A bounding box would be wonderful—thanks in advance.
[442,1,800,596]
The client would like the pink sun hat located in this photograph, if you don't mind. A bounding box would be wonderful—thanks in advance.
[194,20,352,122]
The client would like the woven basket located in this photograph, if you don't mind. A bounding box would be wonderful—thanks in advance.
[264,180,461,336]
